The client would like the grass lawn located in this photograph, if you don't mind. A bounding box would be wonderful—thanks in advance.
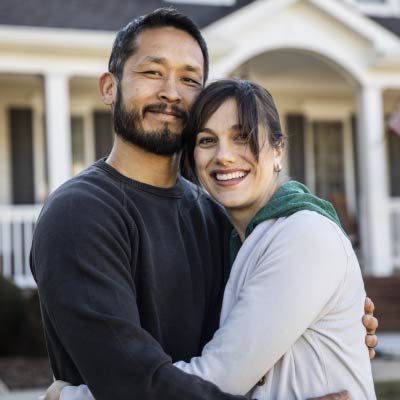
[375,381,400,399]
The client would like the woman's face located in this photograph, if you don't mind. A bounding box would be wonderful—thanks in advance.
[194,98,282,215]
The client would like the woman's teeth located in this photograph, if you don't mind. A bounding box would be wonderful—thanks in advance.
[215,171,247,181]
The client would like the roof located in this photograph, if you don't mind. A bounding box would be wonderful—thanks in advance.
[0,0,399,39]
[0,0,256,31]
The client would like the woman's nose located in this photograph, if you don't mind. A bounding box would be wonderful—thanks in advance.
[215,144,236,166]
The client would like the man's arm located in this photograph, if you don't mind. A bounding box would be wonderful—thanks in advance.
[31,188,246,400]
[42,381,350,400]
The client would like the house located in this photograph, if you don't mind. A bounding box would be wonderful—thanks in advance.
[0,0,399,291]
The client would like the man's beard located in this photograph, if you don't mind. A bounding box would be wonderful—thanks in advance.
[113,89,188,156]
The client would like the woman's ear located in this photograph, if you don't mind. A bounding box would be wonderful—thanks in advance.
[99,72,116,106]
[274,140,283,163]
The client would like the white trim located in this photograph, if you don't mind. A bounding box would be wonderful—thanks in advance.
[0,104,11,204]
[0,25,115,51]
[304,118,315,193]
[164,0,235,4]
[343,0,400,17]
[357,85,392,275]
[44,73,72,192]
[203,0,400,52]
[343,117,357,217]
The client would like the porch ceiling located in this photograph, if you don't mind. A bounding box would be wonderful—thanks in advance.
[235,50,352,95]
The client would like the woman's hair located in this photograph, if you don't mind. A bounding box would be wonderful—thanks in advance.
[183,78,285,184]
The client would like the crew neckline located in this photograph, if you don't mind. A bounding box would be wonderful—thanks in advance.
[94,158,184,198]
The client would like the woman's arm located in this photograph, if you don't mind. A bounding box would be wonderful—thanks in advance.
[175,212,349,395]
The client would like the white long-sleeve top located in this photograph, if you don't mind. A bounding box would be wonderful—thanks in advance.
[61,211,376,400]
[176,211,376,399]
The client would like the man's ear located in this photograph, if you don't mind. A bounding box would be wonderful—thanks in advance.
[99,72,116,106]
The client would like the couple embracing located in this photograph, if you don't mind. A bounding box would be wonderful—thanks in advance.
[31,8,378,400]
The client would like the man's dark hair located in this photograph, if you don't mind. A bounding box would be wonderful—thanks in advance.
[183,79,285,184]
[108,7,209,84]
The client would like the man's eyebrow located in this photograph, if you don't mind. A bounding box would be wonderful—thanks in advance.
[183,64,202,75]
[142,56,167,65]
[141,57,202,75]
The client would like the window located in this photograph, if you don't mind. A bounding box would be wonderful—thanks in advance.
[286,114,306,184]
[71,116,85,175]
[388,132,400,197]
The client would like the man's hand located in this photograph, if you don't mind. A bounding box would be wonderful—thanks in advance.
[308,390,349,400]
[363,297,379,359]
[38,380,71,400]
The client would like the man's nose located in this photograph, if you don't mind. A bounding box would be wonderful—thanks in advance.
[158,76,182,103]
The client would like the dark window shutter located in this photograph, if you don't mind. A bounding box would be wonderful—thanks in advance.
[9,108,35,204]
[93,111,113,160]
[388,130,400,197]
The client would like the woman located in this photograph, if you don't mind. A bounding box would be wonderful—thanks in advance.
[48,79,376,399]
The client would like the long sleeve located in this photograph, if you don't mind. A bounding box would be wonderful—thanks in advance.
[31,186,246,400]
[60,385,95,400]
[174,212,349,395]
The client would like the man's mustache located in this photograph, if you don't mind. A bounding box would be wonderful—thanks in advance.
[143,103,188,124]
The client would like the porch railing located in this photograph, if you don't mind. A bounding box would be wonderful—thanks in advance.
[1,201,400,288]
[390,199,400,270]
[0,205,42,288]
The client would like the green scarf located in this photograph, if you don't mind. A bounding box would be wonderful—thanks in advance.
[229,180,343,264]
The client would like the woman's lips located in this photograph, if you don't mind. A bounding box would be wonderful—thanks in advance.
[211,170,249,187]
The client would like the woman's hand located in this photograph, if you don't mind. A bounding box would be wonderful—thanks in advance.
[363,297,379,359]
[38,380,71,400]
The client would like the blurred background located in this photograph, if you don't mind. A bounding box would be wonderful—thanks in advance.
[0,0,399,398]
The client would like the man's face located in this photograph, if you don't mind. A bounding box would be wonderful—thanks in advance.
[114,27,204,155]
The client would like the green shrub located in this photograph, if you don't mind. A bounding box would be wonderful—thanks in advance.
[0,276,26,356]
[0,277,47,357]
[19,290,47,357]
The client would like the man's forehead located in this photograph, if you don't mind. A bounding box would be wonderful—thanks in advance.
[133,27,204,65]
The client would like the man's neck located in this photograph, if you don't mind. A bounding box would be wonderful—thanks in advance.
[106,136,180,188]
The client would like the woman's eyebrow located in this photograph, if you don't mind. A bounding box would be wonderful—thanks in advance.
[200,125,242,134]
[199,128,215,134]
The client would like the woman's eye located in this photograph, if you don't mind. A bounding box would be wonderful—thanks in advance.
[197,137,215,146]
[235,133,249,142]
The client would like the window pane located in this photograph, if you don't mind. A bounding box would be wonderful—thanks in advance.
[71,116,85,175]
[313,121,345,199]
[286,114,306,184]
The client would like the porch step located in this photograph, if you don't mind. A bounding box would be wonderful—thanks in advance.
[364,276,400,331]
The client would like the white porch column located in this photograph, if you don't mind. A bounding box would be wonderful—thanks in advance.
[44,73,72,193]
[357,85,392,276]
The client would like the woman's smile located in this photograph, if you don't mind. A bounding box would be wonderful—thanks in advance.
[211,169,249,186]
[194,98,281,220]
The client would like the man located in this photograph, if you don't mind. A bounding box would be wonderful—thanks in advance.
[32,8,377,400]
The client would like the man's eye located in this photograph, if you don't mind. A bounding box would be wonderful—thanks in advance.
[144,71,161,76]
[183,77,201,86]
